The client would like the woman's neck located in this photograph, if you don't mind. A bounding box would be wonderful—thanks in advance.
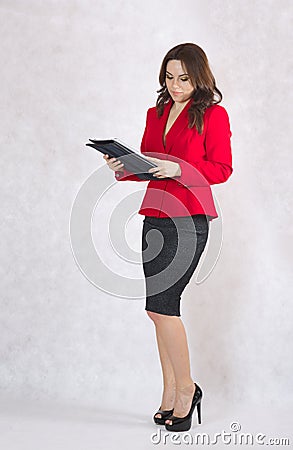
[172,98,190,112]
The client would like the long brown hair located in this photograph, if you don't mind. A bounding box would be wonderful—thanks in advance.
[156,43,222,134]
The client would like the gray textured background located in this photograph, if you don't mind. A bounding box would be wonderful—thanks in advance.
[1,0,292,415]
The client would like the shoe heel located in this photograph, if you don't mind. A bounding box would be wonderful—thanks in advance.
[196,401,201,424]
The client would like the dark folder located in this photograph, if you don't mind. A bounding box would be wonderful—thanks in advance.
[85,138,167,181]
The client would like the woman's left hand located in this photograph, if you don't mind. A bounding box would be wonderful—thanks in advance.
[145,156,181,179]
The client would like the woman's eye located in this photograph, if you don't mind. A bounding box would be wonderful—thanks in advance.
[166,76,189,82]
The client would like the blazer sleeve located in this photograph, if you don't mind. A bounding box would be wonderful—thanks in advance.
[114,110,150,182]
[174,106,233,187]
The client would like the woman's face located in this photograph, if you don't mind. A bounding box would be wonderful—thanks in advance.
[165,59,194,103]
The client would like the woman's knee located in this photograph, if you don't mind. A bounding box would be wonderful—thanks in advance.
[146,310,164,322]
[146,310,177,322]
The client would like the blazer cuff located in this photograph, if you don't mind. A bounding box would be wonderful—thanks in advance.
[172,160,210,187]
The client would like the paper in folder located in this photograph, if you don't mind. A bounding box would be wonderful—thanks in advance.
[85,138,167,181]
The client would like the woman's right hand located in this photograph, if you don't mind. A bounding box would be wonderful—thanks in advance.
[103,154,124,172]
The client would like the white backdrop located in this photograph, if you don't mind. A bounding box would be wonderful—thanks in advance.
[1,0,292,418]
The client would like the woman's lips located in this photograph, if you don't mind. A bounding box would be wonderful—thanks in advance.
[172,91,183,95]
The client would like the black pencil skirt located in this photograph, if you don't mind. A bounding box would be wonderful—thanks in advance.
[142,214,210,317]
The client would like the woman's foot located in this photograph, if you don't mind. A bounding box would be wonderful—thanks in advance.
[165,382,196,426]
[154,383,176,420]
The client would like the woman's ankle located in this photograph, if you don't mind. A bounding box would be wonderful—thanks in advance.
[163,380,176,390]
[176,380,195,391]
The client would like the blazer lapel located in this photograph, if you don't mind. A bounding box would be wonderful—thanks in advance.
[164,98,193,155]
[159,99,173,153]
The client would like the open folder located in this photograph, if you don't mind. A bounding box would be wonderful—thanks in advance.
[85,138,167,181]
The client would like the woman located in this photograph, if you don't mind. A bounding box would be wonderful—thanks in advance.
[104,43,233,432]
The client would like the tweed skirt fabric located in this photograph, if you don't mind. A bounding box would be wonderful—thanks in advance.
[142,214,210,317]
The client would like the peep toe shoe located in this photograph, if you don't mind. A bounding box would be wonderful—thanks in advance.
[153,407,174,425]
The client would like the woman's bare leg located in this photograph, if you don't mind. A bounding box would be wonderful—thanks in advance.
[154,327,176,419]
[147,311,196,425]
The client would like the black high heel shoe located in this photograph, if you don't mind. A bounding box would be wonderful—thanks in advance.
[164,383,203,432]
[153,407,174,425]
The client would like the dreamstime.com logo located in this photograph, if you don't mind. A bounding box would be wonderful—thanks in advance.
[150,421,291,446]
[69,157,225,298]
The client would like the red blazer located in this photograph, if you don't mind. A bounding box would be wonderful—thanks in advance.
[115,98,233,220]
